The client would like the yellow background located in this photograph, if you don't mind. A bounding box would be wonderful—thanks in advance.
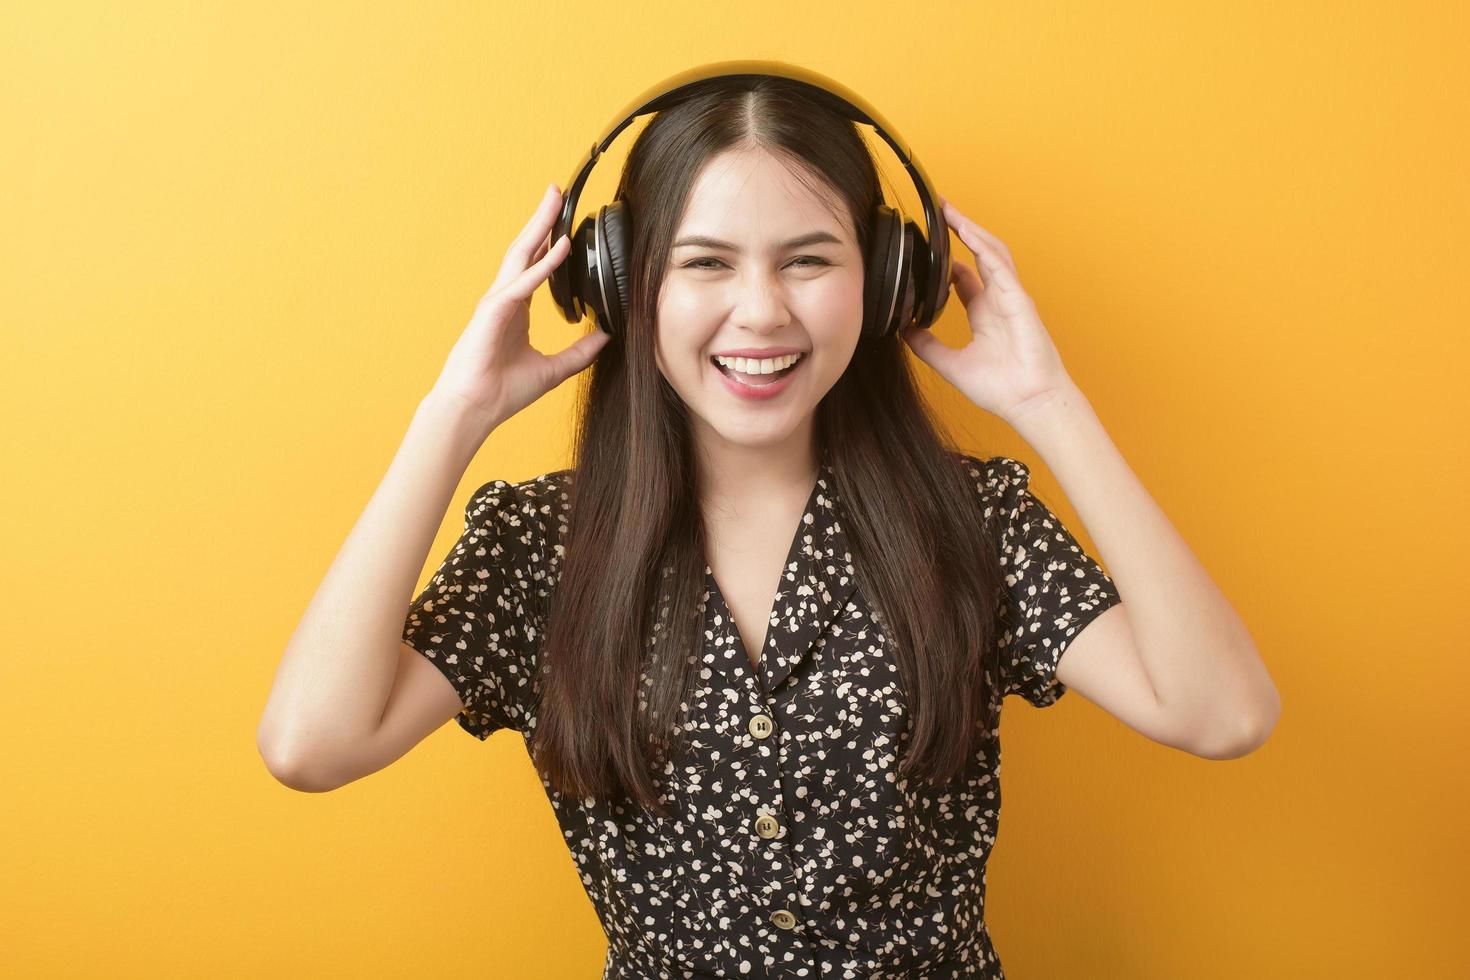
[3,1,1464,977]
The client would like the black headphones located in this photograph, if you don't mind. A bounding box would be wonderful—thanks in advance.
[547,59,952,342]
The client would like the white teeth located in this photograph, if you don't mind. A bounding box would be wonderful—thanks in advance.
[712,352,803,374]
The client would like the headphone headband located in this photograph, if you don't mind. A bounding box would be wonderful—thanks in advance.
[549,59,951,337]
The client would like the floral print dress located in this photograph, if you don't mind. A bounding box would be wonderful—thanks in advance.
[401,452,1123,978]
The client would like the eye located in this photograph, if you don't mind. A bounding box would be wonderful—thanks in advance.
[682,256,831,270]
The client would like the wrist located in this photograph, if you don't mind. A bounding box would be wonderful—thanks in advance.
[415,389,500,458]
[421,387,505,435]
[1004,381,1093,448]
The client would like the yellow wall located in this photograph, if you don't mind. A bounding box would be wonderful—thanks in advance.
[3,2,1463,977]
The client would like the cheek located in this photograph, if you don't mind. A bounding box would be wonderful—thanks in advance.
[658,281,714,328]
[794,266,862,314]
[803,275,866,347]
[656,288,722,366]
[651,332,695,391]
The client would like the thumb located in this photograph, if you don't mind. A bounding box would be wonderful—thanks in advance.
[902,323,945,364]
[549,330,612,383]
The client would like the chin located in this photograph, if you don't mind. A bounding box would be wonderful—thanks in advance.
[701,412,803,449]
[685,402,805,449]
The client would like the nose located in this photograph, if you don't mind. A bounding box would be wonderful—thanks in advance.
[727,270,792,334]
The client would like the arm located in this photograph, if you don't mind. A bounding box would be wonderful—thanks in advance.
[906,196,1280,760]
[257,181,607,789]
[255,391,495,787]
[1008,383,1281,758]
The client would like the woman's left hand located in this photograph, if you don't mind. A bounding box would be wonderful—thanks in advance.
[902,198,1079,427]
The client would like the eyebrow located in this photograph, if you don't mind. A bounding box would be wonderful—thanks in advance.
[671,231,843,252]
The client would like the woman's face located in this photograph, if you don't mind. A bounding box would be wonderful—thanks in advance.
[655,147,865,455]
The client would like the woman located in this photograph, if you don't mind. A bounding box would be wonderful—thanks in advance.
[258,76,1280,979]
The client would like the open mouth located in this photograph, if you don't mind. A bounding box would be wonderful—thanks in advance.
[710,353,806,386]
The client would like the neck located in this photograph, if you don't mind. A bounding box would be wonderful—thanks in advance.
[693,416,821,515]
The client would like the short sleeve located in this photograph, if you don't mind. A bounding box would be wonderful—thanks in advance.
[962,453,1124,708]
[400,477,551,739]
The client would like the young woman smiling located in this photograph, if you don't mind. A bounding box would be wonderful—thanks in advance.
[258,72,1280,979]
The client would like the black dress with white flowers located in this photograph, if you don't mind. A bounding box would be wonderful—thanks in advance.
[401,452,1123,979]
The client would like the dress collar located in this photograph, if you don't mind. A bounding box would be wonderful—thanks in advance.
[699,455,861,695]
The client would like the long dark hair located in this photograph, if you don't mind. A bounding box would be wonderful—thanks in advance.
[530,76,1007,818]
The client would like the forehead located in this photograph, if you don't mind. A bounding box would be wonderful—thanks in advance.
[676,148,852,242]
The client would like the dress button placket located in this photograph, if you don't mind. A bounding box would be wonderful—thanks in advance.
[744,702,806,946]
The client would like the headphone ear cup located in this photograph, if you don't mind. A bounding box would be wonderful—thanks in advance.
[912,216,950,331]
[893,218,923,334]
[597,202,634,338]
[863,206,901,339]
[561,212,602,328]
[858,205,917,339]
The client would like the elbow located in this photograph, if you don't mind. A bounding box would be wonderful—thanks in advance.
[257,729,341,793]
[1192,693,1282,761]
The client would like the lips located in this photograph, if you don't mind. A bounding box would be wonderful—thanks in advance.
[710,355,803,384]
[708,352,805,379]
[710,347,806,359]
[709,352,806,401]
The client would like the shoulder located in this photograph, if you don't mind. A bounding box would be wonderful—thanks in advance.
[950,451,1029,483]
[460,471,576,600]
[949,451,1032,506]
[468,468,574,511]
[464,468,576,540]
[944,452,1042,550]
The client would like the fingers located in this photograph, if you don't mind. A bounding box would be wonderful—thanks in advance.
[498,233,571,303]
[961,233,1022,294]
[530,231,552,265]
[486,184,565,297]
[949,258,980,307]
[508,183,565,268]
[948,218,1022,297]
[941,199,1017,276]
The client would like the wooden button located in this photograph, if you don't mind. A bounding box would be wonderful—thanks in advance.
[754,813,780,838]
[770,909,797,929]
[748,713,774,739]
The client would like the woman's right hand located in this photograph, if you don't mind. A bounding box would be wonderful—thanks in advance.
[429,182,612,431]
